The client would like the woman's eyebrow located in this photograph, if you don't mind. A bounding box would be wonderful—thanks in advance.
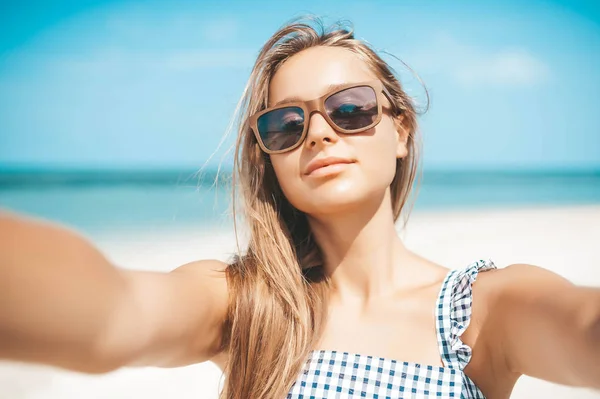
[272,83,350,107]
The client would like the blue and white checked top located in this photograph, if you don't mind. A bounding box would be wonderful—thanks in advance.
[287,259,496,398]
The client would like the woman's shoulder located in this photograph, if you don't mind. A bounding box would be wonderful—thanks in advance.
[173,258,229,276]
[466,262,565,344]
[171,259,231,312]
[471,262,565,304]
[470,262,575,341]
[464,262,576,393]
[171,259,230,293]
[171,259,231,370]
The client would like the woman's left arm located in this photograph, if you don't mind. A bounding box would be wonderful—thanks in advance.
[489,264,600,389]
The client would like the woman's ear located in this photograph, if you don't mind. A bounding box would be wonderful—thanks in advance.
[394,115,409,159]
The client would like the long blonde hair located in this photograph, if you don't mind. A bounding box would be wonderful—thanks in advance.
[220,17,423,399]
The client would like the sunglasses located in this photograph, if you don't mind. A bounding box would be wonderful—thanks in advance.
[249,80,397,154]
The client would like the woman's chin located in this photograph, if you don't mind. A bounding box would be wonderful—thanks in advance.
[301,192,376,217]
[284,178,391,217]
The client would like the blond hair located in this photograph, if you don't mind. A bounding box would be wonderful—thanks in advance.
[220,17,423,399]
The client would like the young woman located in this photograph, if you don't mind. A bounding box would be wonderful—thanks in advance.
[0,18,598,399]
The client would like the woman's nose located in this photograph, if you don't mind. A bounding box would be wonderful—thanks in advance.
[304,112,339,149]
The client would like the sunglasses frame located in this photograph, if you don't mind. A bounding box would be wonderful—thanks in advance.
[249,80,396,154]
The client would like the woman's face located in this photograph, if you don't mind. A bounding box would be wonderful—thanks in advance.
[268,46,408,217]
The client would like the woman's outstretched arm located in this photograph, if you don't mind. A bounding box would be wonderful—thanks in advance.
[483,264,600,389]
[0,211,229,373]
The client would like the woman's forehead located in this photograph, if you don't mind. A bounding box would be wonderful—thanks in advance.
[268,46,376,106]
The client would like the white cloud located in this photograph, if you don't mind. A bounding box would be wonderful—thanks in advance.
[200,18,240,43]
[165,49,256,70]
[454,48,551,86]
[5,47,256,75]
[100,6,242,48]
[407,33,551,87]
[0,3,251,75]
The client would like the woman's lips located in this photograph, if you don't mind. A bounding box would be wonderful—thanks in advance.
[304,157,355,176]
[305,160,355,177]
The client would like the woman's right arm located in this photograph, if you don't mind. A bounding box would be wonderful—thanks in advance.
[0,211,229,374]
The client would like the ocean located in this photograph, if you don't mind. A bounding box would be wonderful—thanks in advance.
[1,169,599,234]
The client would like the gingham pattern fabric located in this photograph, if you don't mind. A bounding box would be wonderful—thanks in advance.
[287,259,496,399]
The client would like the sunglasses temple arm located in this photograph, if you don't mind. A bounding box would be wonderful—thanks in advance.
[382,86,402,115]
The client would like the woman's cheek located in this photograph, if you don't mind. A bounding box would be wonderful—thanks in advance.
[272,161,304,206]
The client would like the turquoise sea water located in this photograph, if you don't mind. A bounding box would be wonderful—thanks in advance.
[1,170,599,233]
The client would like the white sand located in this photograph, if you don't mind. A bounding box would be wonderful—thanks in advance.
[1,205,599,398]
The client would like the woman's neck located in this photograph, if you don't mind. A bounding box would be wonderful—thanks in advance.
[308,189,411,302]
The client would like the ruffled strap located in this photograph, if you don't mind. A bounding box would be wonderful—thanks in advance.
[435,259,496,370]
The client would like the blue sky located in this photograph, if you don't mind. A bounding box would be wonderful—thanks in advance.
[0,0,599,171]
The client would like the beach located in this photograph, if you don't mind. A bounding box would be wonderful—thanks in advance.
[1,204,599,398]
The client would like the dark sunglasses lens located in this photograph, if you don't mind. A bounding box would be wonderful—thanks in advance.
[325,86,379,131]
[257,107,305,152]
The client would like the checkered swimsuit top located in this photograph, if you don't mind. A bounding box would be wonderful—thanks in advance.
[287,259,496,399]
